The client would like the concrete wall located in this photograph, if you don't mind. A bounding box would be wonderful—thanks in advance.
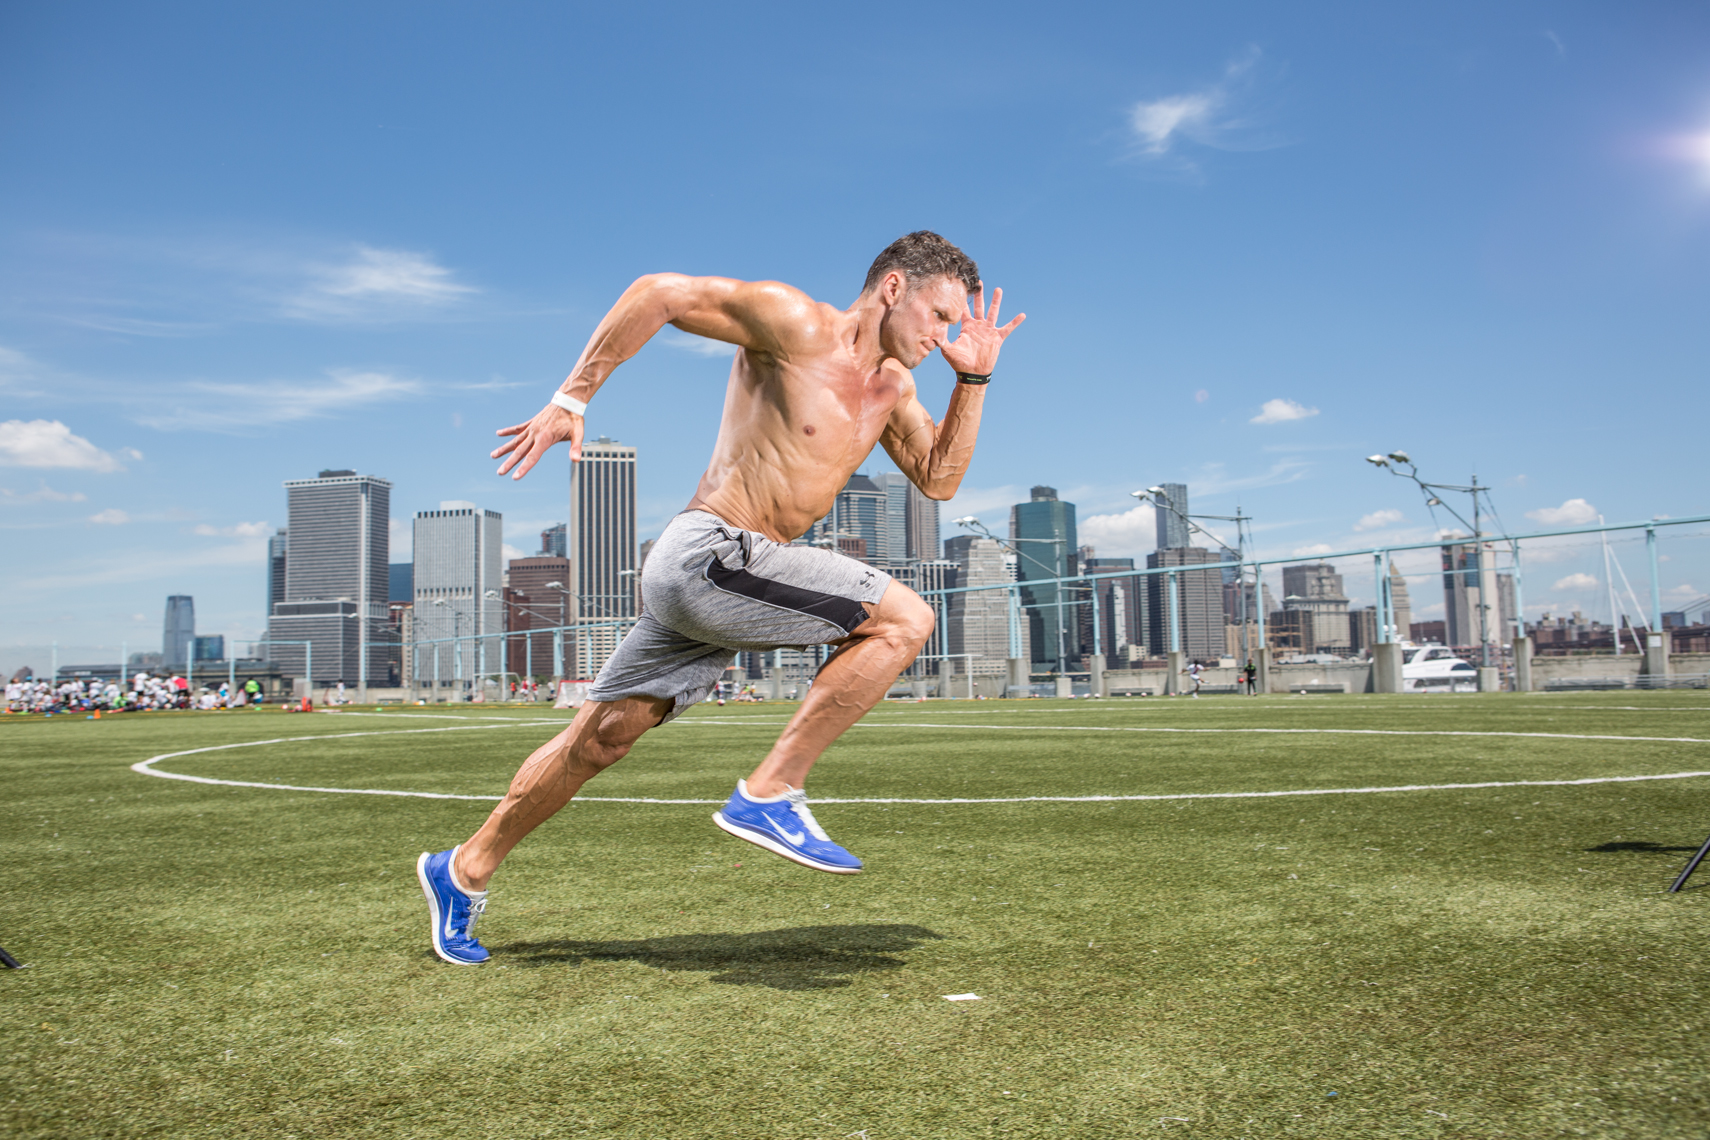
[1528,653,1710,686]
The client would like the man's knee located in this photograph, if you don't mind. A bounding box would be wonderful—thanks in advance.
[883,587,936,647]
[571,699,664,770]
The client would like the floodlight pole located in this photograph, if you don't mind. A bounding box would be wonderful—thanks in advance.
[1365,454,1508,672]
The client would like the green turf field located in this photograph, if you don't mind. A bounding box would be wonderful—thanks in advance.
[5,694,1710,1138]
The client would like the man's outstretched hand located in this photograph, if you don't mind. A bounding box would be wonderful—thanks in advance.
[493,403,583,480]
[939,284,1025,377]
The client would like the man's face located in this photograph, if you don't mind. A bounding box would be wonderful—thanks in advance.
[878,274,968,368]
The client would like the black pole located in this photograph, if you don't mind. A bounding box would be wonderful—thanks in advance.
[1669,832,1710,893]
[0,945,21,969]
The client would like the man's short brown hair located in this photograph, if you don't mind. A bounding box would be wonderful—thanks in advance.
[862,231,980,296]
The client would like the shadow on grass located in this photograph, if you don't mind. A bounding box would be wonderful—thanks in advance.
[1585,841,1702,853]
[502,923,944,989]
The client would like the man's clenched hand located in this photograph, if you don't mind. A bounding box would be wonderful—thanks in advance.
[493,403,583,480]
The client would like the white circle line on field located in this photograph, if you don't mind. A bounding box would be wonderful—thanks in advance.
[129,723,1710,805]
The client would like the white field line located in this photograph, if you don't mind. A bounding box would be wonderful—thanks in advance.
[130,723,1710,805]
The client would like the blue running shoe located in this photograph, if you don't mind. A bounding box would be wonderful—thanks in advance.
[416,846,491,964]
[713,781,862,874]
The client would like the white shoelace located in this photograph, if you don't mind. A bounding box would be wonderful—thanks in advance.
[464,892,488,936]
[784,789,831,842]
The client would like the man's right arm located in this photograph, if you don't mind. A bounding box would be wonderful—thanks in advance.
[492,274,814,479]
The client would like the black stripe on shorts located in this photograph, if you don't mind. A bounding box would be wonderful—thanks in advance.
[704,559,871,635]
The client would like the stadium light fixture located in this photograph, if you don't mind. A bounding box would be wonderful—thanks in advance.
[1366,455,1390,467]
[1387,451,1411,464]
[953,515,980,527]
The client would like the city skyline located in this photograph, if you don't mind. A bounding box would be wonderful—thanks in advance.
[4,5,1710,673]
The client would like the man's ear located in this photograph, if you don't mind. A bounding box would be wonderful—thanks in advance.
[881,270,906,305]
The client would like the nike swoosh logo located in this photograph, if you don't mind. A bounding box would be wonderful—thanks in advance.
[765,818,806,845]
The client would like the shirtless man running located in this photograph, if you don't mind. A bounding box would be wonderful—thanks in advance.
[417,231,1024,965]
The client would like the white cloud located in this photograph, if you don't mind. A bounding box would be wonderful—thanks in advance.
[192,521,270,537]
[138,370,420,432]
[1132,92,1222,155]
[1250,398,1318,425]
[0,481,88,504]
[502,543,527,562]
[1553,572,1599,591]
[0,420,125,471]
[1079,504,1158,560]
[1665,583,1700,603]
[314,246,474,302]
[663,332,739,358]
[1353,508,1404,532]
[1526,498,1598,527]
[288,246,476,320]
[1127,48,1286,164]
[1292,543,1334,557]
[89,508,129,525]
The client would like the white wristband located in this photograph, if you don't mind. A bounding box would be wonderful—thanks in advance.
[550,391,587,416]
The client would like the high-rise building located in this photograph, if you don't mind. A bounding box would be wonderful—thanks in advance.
[506,555,571,679]
[1282,563,1351,652]
[871,474,912,564]
[267,528,288,616]
[162,595,194,670]
[539,523,567,559]
[943,535,1023,676]
[805,473,884,562]
[413,500,503,691]
[1349,608,1379,655]
[1012,485,1077,673]
[267,470,391,686]
[570,436,637,675]
[1084,557,1140,666]
[906,480,939,562]
[1441,542,1507,649]
[1153,483,1191,550]
[192,635,225,662]
[1145,548,1225,660]
[388,563,413,604]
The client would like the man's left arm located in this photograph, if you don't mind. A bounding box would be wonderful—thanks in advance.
[880,285,1024,500]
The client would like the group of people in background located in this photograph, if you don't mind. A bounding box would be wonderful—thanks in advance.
[3,673,265,715]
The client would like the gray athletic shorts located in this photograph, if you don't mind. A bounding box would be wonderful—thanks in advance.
[587,510,892,721]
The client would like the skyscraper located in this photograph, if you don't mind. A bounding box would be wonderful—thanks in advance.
[871,473,912,564]
[267,528,288,616]
[906,480,939,562]
[805,473,883,562]
[267,470,391,686]
[413,501,504,692]
[539,523,567,558]
[1084,557,1140,666]
[570,436,638,675]
[1153,482,1191,550]
[1282,563,1351,653]
[943,535,1024,675]
[1012,485,1078,673]
[506,554,571,679]
[163,595,194,670]
[1145,548,1224,659]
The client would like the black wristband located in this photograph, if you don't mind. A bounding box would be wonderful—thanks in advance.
[956,372,992,385]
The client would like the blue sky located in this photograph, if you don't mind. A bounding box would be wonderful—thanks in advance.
[4,1,1709,672]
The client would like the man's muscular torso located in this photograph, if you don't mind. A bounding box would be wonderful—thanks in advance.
[686,301,914,543]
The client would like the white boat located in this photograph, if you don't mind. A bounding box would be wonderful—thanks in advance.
[1401,645,1479,692]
